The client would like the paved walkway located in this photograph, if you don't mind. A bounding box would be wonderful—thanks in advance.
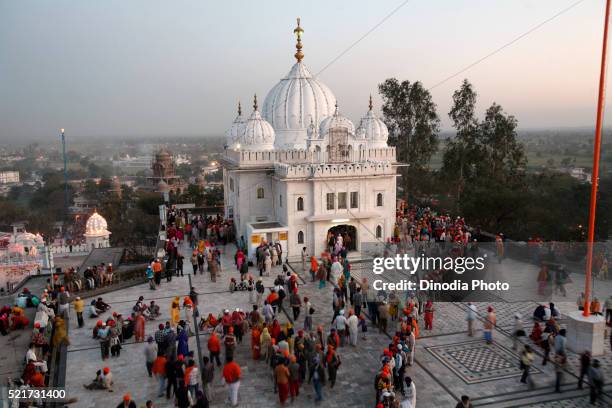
[62,241,612,407]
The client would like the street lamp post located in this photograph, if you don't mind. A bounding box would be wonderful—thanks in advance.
[60,128,68,212]
[583,0,611,317]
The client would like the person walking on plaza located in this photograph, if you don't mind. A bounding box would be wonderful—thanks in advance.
[202,356,214,403]
[347,310,359,346]
[223,356,241,407]
[310,354,325,403]
[423,300,434,330]
[483,306,496,344]
[466,302,477,337]
[302,247,308,271]
[288,355,301,402]
[224,327,237,362]
[152,354,167,397]
[512,313,525,351]
[578,350,591,389]
[191,252,198,275]
[520,345,535,389]
[310,255,318,282]
[208,332,222,367]
[165,356,178,399]
[197,251,205,274]
[73,296,85,328]
[185,359,200,401]
[144,337,157,377]
[378,301,389,333]
[407,327,416,366]
[325,344,341,388]
[98,322,110,360]
[290,289,302,322]
[588,359,604,405]
[554,351,566,393]
[275,357,291,406]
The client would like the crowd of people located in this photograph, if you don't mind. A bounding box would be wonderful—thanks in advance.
[3,202,611,407]
[3,281,72,394]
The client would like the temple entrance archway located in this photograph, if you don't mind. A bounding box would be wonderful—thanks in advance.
[327,224,357,251]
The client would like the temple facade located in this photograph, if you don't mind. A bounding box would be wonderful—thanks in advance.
[221,19,399,260]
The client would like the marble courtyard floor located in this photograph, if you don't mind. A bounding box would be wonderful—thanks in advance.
[62,242,612,407]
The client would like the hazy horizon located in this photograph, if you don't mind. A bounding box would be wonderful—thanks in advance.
[1,0,610,143]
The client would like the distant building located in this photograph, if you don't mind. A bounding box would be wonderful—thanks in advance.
[569,167,592,183]
[112,155,152,174]
[147,148,186,194]
[0,171,19,184]
[70,194,98,215]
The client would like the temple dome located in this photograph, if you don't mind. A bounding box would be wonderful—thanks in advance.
[84,211,110,238]
[225,102,246,148]
[239,96,275,151]
[356,96,389,148]
[319,104,355,138]
[157,180,170,193]
[262,62,336,149]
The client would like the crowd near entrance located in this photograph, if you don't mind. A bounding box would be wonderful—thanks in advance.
[328,224,357,252]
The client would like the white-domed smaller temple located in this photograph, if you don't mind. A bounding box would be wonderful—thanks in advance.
[84,211,111,249]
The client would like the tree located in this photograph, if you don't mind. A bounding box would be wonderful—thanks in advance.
[442,79,480,203]
[443,97,528,236]
[378,78,440,198]
[479,103,526,184]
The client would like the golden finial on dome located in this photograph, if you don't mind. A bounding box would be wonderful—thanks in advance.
[369,94,373,111]
[253,94,258,111]
[293,18,304,63]
[238,101,242,116]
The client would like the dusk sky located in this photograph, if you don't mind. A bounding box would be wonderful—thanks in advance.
[0,0,608,142]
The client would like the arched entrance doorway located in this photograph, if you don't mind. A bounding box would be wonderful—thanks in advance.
[327,224,357,251]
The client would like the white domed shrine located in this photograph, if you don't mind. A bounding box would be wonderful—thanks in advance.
[84,211,111,249]
[221,19,398,260]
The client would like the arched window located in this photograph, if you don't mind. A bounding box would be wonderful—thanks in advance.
[256,186,265,199]
[376,192,383,207]
[297,231,304,244]
[297,196,304,212]
[376,225,383,239]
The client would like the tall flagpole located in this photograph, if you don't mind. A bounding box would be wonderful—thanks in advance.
[583,0,610,317]
[61,128,68,212]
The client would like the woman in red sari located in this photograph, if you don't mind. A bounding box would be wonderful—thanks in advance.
[423,300,434,330]
[251,326,261,360]
[134,313,146,342]
[270,319,281,341]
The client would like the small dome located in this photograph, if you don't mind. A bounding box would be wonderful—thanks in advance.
[225,102,246,148]
[157,180,170,192]
[356,97,389,148]
[84,211,110,237]
[319,104,355,137]
[239,95,275,151]
[155,148,172,161]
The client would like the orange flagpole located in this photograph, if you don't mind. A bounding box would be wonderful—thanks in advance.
[583,0,611,317]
